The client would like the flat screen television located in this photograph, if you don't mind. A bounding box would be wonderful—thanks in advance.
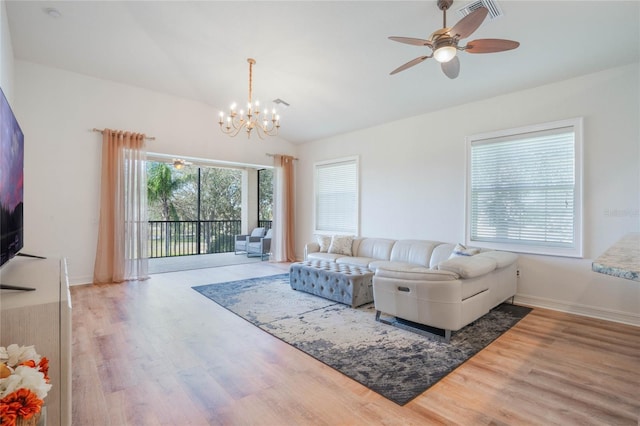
[0,87,24,268]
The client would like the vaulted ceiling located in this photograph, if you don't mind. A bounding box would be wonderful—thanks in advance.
[6,1,640,144]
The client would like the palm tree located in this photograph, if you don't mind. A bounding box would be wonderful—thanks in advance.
[147,162,182,255]
[147,163,181,220]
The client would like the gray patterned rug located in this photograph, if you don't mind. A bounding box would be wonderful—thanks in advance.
[193,273,531,405]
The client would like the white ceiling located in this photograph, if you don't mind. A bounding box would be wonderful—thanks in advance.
[6,1,640,144]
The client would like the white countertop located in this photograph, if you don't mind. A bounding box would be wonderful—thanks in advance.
[592,233,640,282]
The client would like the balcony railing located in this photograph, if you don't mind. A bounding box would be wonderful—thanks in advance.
[258,220,273,230]
[148,220,273,258]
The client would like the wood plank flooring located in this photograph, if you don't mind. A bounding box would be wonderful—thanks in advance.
[70,262,640,425]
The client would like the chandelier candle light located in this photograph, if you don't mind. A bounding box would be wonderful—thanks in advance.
[219,58,280,139]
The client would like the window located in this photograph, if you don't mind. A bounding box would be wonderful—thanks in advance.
[314,156,359,235]
[257,168,273,229]
[466,118,583,257]
[146,161,242,257]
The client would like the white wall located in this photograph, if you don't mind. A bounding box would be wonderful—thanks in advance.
[296,63,640,326]
[11,45,640,324]
[14,61,297,285]
[0,0,14,98]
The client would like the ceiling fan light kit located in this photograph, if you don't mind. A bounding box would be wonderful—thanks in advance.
[433,38,458,63]
[172,159,191,169]
[389,0,519,79]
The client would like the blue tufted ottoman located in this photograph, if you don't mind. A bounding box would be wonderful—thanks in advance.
[289,260,374,308]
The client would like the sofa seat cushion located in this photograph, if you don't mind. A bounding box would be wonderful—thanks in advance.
[369,260,423,272]
[307,252,341,262]
[437,256,497,278]
[475,251,518,268]
[375,266,459,281]
[336,256,376,268]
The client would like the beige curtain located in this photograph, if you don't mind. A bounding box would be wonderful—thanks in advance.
[93,129,149,283]
[272,155,296,262]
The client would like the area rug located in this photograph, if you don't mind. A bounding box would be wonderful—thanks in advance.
[192,274,531,405]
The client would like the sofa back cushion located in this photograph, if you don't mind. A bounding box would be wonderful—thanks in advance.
[355,238,396,260]
[390,240,441,268]
[429,243,456,268]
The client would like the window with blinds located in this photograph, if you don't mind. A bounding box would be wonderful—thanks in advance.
[466,118,583,257]
[314,157,359,235]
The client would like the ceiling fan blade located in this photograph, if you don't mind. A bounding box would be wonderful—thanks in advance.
[390,56,430,75]
[450,7,488,39]
[388,36,433,47]
[465,38,520,53]
[441,56,460,79]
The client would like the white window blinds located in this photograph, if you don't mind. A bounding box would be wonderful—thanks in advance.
[315,157,358,234]
[467,118,583,257]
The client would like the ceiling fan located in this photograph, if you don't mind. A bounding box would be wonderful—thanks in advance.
[389,0,519,79]
[172,158,192,169]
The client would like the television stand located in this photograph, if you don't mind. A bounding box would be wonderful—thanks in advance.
[1,256,72,426]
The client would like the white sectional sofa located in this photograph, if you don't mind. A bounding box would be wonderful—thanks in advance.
[304,237,518,340]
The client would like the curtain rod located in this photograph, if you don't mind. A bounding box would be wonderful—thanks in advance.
[266,153,298,160]
[92,128,156,141]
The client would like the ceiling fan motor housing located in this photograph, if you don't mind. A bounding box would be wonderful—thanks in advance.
[433,35,457,51]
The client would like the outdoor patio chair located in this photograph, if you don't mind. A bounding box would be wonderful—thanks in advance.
[246,228,273,260]
[234,227,266,254]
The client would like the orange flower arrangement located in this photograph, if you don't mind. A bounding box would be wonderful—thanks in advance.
[0,345,51,426]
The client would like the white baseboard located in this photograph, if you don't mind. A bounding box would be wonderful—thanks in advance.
[69,274,93,286]
[514,294,640,327]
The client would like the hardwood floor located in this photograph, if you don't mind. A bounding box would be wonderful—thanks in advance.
[70,262,640,425]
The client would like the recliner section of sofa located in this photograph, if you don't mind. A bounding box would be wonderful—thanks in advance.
[304,237,519,339]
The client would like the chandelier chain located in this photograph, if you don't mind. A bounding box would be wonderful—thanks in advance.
[248,58,254,105]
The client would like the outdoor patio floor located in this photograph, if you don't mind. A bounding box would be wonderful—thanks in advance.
[149,252,264,274]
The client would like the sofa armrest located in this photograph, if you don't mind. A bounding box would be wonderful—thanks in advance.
[437,256,497,278]
[475,251,518,268]
[304,242,320,260]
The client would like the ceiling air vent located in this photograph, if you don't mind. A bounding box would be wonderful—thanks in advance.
[457,0,503,20]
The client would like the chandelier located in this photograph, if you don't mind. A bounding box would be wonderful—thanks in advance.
[218,58,281,139]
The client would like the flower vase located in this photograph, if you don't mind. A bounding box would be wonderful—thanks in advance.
[16,412,40,426]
